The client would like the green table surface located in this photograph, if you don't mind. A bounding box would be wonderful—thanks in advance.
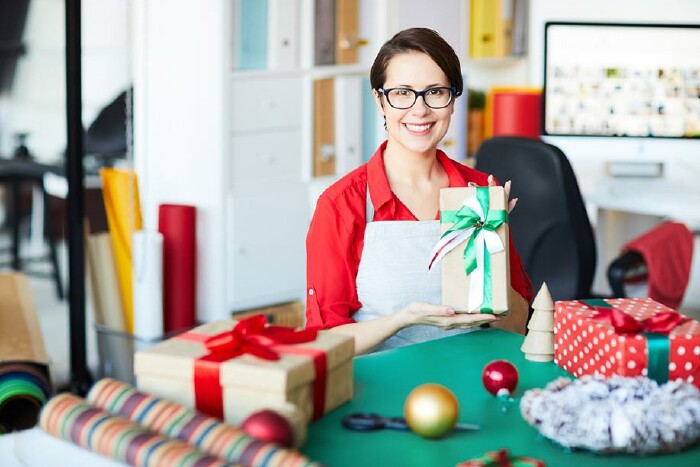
[302,329,700,466]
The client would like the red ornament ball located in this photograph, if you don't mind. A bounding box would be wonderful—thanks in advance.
[482,360,519,396]
[240,410,294,447]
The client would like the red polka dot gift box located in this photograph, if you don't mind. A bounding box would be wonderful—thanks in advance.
[553,298,700,388]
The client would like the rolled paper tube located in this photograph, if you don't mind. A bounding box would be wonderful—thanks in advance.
[86,232,126,332]
[0,363,52,397]
[158,204,196,333]
[39,394,235,467]
[0,375,46,431]
[87,378,319,467]
[491,90,541,139]
[133,231,164,342]
[100,168,144,334]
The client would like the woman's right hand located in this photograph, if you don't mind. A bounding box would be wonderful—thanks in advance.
[397,301,499,331]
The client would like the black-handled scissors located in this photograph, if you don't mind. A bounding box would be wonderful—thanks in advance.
[341,413,479,432]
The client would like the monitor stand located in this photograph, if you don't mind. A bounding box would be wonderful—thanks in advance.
[605,161,664,178]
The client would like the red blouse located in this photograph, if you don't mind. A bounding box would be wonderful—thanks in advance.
[305,141,534,329]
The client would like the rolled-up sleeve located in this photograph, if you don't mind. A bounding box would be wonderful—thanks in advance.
[305,195,362,330]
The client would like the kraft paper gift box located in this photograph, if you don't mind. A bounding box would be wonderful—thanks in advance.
[554,298,700,388]
[134,316,354,432]
[432,186,510,313]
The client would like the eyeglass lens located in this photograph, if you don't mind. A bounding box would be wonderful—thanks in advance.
[385,87,453,109]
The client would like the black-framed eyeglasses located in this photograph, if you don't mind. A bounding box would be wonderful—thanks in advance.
[378,86,456,109]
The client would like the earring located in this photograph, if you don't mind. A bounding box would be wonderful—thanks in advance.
[383,116,387,131]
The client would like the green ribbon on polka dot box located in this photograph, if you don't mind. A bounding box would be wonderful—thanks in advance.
[553,298,699,388]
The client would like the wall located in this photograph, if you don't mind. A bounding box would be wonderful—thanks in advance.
[132,0,228,321]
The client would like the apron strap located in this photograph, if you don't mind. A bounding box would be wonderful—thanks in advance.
[366,185,374,224]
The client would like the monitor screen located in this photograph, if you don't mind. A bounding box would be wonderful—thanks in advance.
[542,22,700,139]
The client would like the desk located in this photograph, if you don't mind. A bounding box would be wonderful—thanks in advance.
[303,330,700,466]
[0,331,698,465]
[0,158,65,299]
[585,178,700,299]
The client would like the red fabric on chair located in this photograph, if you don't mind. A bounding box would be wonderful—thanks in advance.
[623,221,694,309]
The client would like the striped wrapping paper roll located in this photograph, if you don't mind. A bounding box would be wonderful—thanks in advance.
[87,378,320,467]
[39,393,237,466]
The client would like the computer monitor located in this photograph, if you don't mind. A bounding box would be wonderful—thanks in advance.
[542,22,700,139]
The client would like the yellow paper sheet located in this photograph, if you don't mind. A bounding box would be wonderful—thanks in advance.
[100,168,143,333]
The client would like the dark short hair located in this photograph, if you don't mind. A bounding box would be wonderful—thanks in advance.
[370,28,463,97]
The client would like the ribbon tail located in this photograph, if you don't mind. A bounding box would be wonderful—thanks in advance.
[429,228,474,270]
[482,247,493,312]
[243,344,281,361]
[468,231,485,311]
[646,332,670,384]
[482,229,505,254]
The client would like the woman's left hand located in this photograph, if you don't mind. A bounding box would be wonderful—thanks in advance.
[468,175,518,213]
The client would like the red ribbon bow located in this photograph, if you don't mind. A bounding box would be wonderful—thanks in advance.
[179,315,322,420]
[203,314,318,361]
[492,449,513,466]
[588,305,688,335]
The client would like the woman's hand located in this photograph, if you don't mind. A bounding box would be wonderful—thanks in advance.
[468,174,518,213]
[397,301,499,331]
[330,302,499,355]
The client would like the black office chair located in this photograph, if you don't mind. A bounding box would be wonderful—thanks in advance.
[475,136,597,301]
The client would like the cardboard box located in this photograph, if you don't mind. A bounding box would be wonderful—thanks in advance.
[134,318,354,428]
[233,301,304,328]
[554,298,700,388]
[438,186,510,313]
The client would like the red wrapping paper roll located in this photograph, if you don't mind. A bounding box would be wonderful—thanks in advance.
[158,204,197,333]
[491,89,541,139]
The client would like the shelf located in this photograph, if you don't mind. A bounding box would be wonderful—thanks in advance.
[230,63,369,80]
[466,56,526,67]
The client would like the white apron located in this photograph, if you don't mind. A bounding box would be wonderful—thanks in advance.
[353,188,474,352]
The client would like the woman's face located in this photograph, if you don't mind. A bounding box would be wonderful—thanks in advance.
[375,52,454,156]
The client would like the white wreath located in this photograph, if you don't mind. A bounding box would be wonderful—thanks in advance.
[520,375,700,454]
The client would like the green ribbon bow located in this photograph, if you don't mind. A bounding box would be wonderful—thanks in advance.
[439,187,508,312]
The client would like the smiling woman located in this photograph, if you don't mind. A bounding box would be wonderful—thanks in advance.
[305,28,534,355]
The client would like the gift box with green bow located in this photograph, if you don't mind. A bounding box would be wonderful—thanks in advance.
[430,186,510,314]
[457,448,545,466]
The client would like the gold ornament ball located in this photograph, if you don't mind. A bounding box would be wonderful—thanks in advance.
[403,383,459,439]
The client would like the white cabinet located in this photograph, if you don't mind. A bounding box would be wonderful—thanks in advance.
[227,74,308,311]
[230,131,302,187]
[229,75,302,132]
[225,181,309,310]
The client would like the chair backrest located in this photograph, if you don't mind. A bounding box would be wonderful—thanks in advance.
[475,136,596,301]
